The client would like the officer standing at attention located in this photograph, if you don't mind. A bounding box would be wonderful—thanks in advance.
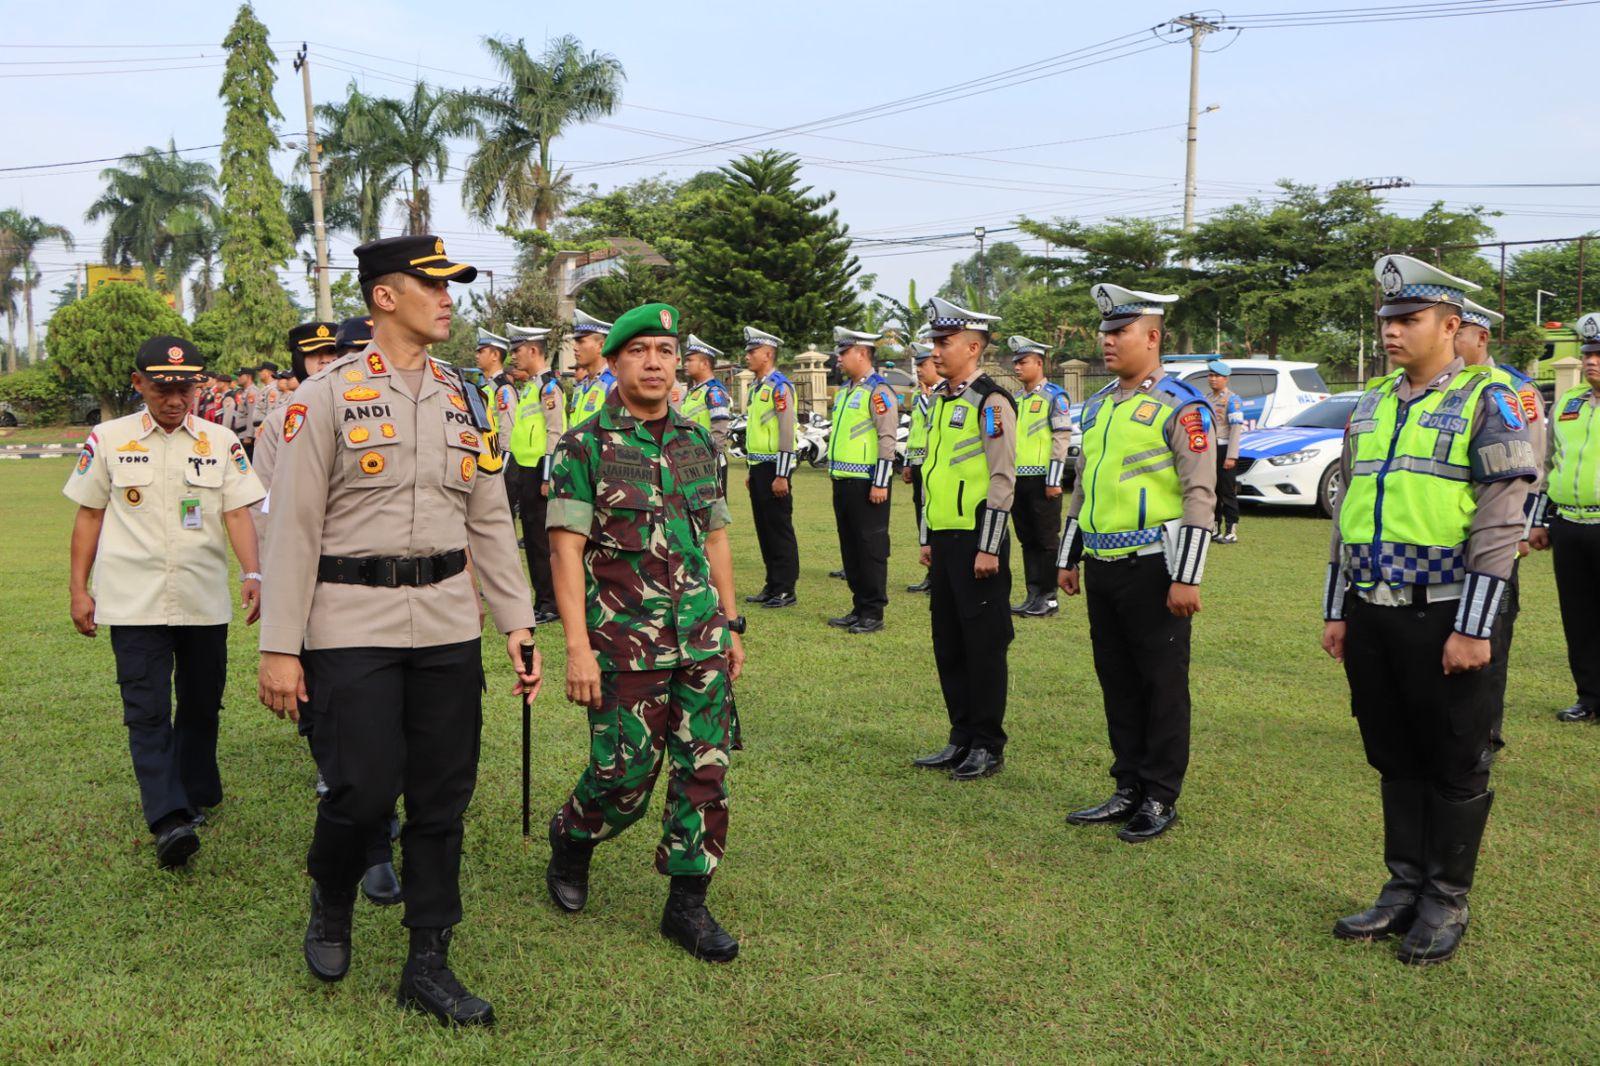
[1528,312,1600,722]
[65,336,265,868]
[542,302,745,963]
[1205,360,1245,543]
[257,235,539,1024]
[912,297,1016,781]
[568,308,616,426]
[1322,255,1535,966]
[1057,283,1216,842]
[251,362,280,446]
[230,367,257,455]
[1456,297,1544,756]
[472,328,516,515]
[742,326,801,608]
[1008,335,1071,617]
[251,322,338,546]
[825,327,899,633]
[903,341,941,594]
[679,334,734,495]
[507,323,565,625]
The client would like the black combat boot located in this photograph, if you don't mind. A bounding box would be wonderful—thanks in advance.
[660,875,739,963]
[1397,790,1493,965]
[905,576,931,593]
[1334,779,1425,941]
[304,883,355,981]
[546,818,595,913]
[397,928,495,1026]
[361,861,403,906]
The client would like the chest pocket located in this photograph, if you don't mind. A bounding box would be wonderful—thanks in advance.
[592,477,657,552]
[444,420,483,494]
[183,457,225,491]
[109,455,155,488]
[340,411,401,487]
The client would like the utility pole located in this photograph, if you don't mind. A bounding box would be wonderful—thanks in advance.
[294,44,333,320]
[1176,14,1220,269]
[974,226,987,309]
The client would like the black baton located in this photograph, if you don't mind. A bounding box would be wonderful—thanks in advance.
[520,636,535,837]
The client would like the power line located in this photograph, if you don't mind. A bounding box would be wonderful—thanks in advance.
[0,143,223,173]
[0,60,222,79]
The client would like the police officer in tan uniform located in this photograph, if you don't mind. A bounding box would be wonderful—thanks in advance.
[251,322,339,547]
[65,336,264,869]
[257,235,540,1026]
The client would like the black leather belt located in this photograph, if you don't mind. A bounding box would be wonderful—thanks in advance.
[317,549,468,588]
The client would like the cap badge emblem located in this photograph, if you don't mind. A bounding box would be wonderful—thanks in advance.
[1380,259,1404,298]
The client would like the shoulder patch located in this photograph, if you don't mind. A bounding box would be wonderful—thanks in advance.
[982,404,1002,438]
[1517,385,1541,423]
[872,390,890,416]
[1487,384,1526,431]
[282,403,309,443]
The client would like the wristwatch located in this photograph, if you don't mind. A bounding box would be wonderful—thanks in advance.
[241,572,263,583]
[728,615,747,634]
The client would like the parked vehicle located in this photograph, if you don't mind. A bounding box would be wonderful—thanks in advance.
[1234,391,1360,517]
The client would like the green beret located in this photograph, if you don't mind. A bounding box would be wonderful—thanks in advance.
[601,303,680,358]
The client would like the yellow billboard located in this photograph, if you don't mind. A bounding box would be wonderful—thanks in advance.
[85,265,175,308]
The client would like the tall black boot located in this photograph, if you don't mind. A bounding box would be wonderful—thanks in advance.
[1333,779,1425,941]
[1397,790,1493,965]
[545,818,595,913]
[303,883,355,981]
[396,928,495,1026]
[660,875,739,963]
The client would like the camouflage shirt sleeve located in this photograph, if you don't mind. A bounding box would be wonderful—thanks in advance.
[545,431,597,535]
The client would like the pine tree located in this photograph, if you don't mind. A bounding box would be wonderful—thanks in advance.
[217,4,295,365]
[680,151,860,352]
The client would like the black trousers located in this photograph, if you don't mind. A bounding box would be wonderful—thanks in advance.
[1551,516,1600,708]
[832,478,890,620]
[512,464,555,613]
[1012,475,1063,597]
[503,457,521,523]
[303,641,483,929]
[1486,560,1521,748]
[1214,450,1239,527]
[1343,597,1493,801]
[908,464,925,539]
[928,522,1014,753]
[1083,555,1192,804]
[747,462,799,595]
[110,625,228,830]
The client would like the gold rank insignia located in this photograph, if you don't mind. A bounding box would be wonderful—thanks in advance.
[429,359,448,383]
[434,238,444,255]
[458,430,479,448]
[343,385,381,401]
[460,455,476,482]
[1132,400,1161,425]
[380,423,396,438]
[316,324,331,338]
[358,451,385,475]
[348,426,370,444]
[344,369,364,383]
[367,352,388,375]
[116,439,149,453]
[192,431,212,457]
[449,394,468,412]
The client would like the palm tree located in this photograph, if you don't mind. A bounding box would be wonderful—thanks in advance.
[83,140,216,314]
[0,261,21,372]
[316,82,404,241]
[0,209,75,365]
[452,35,624,231]
[381,81,471,235]
[168,207,222,315]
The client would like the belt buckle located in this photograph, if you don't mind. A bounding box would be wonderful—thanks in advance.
[378,557,400,587]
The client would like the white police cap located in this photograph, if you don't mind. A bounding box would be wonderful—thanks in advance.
[573,308,612,336]
[922,295,1000,337]
[1091,283,1179,332]
[1006,334,1050,359]
[833,326,881,351]
[743,326,783,350]
[1576,311,1600,354]
[686,334,722,359]
[1374,254,1478,317]
[506,324,549,346]
[475,328,509,352]
[1459,298,1504,332]
[911,341,933,362]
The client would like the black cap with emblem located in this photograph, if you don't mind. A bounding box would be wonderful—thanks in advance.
[334,315,374,352]
[288,321,339,379]
[135,335,207,384]
[354,234,477,284]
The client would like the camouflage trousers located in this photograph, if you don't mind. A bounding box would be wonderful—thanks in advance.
[554,654,731,876]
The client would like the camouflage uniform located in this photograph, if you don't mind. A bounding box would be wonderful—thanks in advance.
[546,392,734,876]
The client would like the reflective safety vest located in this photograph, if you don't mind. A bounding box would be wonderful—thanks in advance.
[1016,382,1067,475]
[906,389,934,460]
[1550,386,1600,517]
[828,374,893,478]
[478,384,506,474]
[571,368,615,427]
[1076,377,1200,558]
[679,377,727,435]
[745,371,792,462]
[509,375,565,465]
[924,378,1010,531]
[1338,365,1500,586]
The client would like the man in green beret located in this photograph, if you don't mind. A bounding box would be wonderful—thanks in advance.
[542,303,746,962]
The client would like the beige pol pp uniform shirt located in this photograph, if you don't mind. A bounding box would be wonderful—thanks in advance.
[63,410,264,626]
[259,346,535,654]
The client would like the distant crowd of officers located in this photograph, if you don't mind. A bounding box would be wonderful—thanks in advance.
[61,234,1600,1027]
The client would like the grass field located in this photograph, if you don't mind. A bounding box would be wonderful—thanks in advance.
[2,458,1598,1062]
[0,424,90,446]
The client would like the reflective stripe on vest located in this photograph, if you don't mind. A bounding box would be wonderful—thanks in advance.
[907,392,932,456]
[746,378,781,461]
[509,382,548,465]
[1550,386,1600,513]
[924,392,988,530]
[680,382,712,433]
[828,382,878,478]
[1015,388,1055,476]
[571,373,611,427]
[1337,366,1493,586]
[1077,388,1184,558]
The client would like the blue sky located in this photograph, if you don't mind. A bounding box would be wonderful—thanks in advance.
[6,0,1597,328]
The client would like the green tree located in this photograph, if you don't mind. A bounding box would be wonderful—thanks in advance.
[0,209,75,368]
[996,285,1097,360]
[556,172,719,262]
[937,240,1031,311]
[679,151,861,350]
[0,362,79,425]
[0,261,21,371]
[452,35,625,231]
[189,306,228,363]
[48,283,188,419]
[382,81,471,235]
[574,256,687,326]
[1500,236,1598,365]
[315,81,404,241]
[217,4,296,367]
[83,140,217,315]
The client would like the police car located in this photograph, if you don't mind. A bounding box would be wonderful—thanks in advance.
[1066,357,1331,485]
[1234,391,1360,516]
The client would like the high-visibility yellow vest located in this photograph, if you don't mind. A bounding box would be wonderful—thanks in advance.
[1016,382,1067,475]
[828,375,893,479]
[1077,378,1199,558]
[907,390,933,459]
[1550,385,1600,516]
[679,377,728,435]
[745,371,792,461]
[509,375,565,465]
[570,368,615,427]
[924,380,1009,530]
